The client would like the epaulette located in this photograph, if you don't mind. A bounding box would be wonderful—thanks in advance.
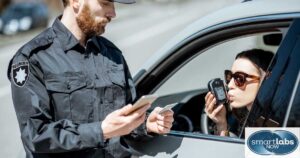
[7,28,55,81]
[19,28,56,58]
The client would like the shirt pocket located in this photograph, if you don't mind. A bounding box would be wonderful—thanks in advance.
[108,63,126,108]
[108,63,125,87]
[45,72,93,123]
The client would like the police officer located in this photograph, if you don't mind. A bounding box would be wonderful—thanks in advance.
[7,0,174,158]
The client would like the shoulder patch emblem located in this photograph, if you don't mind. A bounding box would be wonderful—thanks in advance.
[12,61,29,87]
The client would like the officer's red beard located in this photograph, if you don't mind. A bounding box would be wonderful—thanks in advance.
[76,4,110,39]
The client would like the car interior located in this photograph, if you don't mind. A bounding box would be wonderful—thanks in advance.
[154,32,281,136]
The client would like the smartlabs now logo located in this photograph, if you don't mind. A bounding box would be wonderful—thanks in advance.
[245,128,300,158]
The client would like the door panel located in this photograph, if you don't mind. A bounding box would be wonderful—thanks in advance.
[128,133,244,158]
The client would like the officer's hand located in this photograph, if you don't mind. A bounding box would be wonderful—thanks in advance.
[102,104,150,140]
[146,107,174,134]
[204,92,227,131]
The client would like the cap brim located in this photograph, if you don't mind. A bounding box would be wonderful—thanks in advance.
[113,0,136,4]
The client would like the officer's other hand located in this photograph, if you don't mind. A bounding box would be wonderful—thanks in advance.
[102,104,150,140]
[146,107,174,134]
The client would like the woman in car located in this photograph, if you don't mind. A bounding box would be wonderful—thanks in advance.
[204,49,274,136]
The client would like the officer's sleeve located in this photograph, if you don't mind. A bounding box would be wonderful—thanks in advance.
[9,54,107,153]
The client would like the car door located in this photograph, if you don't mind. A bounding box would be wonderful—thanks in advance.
[130,10,300,158]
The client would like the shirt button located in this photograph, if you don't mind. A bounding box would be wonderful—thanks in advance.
[67,84,71,89]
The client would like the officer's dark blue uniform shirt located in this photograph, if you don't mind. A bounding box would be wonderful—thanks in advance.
[7,18,146,158]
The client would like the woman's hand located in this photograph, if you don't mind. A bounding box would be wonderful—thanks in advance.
[204,92,227,132]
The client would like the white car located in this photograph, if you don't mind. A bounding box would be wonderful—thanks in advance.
[128,0,300,157]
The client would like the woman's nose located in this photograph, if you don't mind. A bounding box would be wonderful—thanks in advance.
[227,78,235,89]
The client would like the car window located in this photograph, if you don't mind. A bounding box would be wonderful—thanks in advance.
[154,33,279,96]
[135,21,291,139]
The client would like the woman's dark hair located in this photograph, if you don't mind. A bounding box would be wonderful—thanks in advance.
[235,49,274,71]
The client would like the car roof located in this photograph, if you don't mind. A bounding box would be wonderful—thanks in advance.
[136,0,300,76]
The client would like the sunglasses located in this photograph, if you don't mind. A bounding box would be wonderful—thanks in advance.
[224,70,260,87]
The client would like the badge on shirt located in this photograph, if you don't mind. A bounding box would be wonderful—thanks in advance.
[12,61,29,87]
